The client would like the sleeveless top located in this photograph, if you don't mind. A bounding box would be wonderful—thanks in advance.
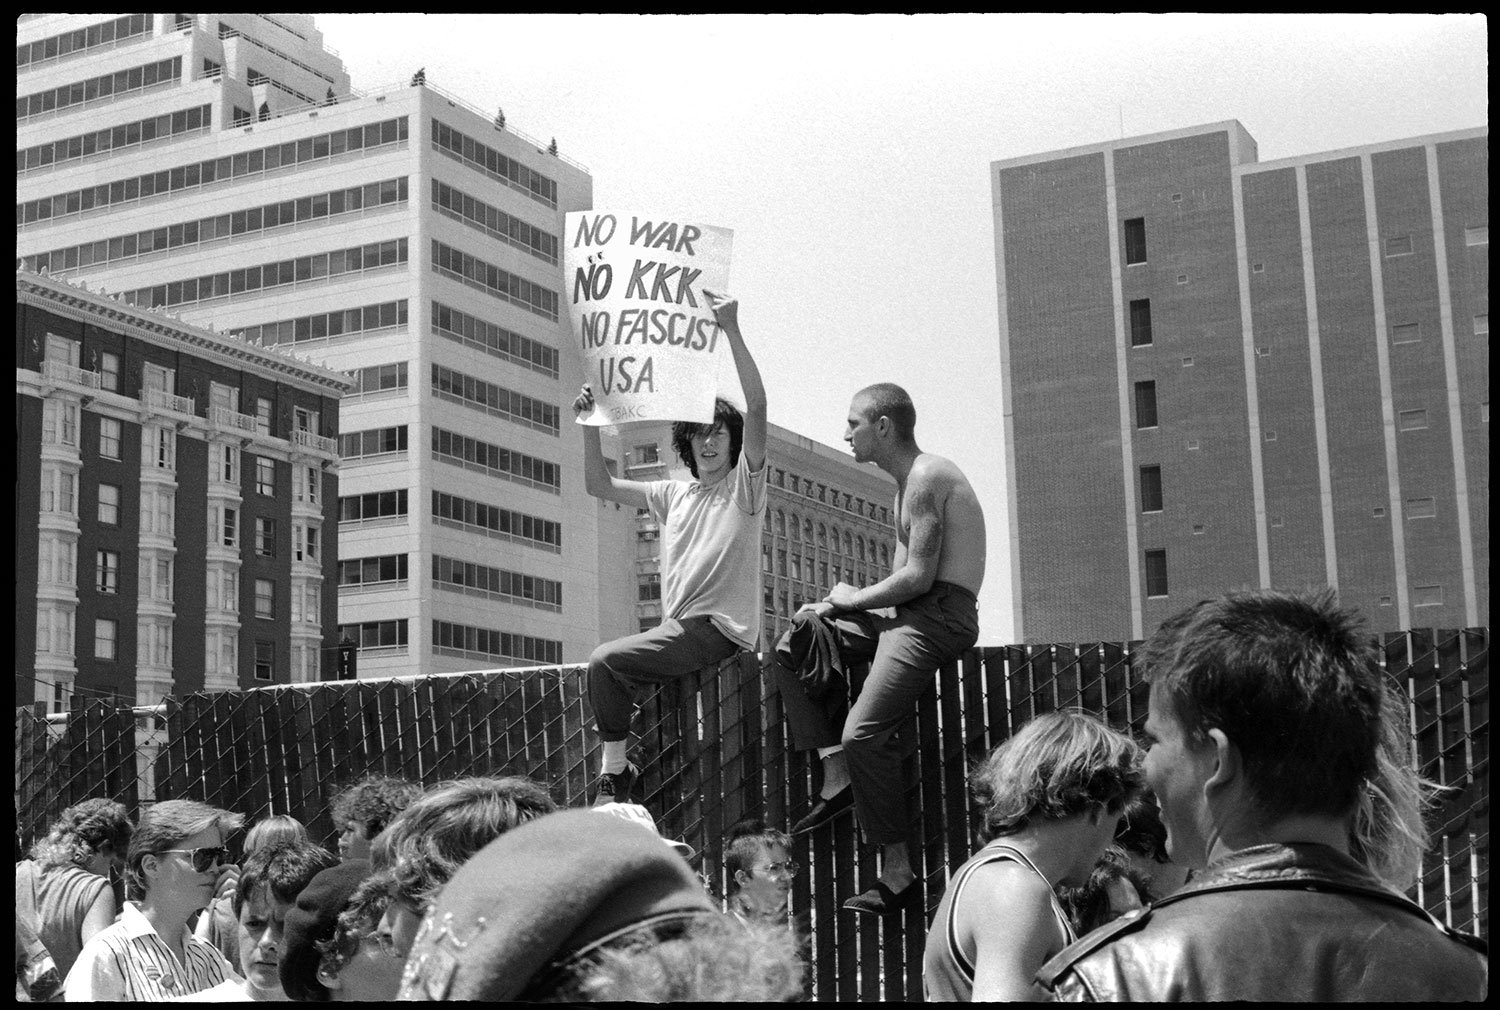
[19,860,110,980]
[922,842,1077,1001]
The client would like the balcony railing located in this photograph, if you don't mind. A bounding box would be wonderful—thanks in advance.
[145,388,195,416]
[210,406,258,434]
[41,360,100,390]
[293,429,336,455]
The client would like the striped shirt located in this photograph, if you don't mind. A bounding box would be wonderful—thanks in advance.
[63,901,240,1001]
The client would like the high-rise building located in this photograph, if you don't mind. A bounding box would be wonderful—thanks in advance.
[16,269,351,709]
[17,14,622,678]
[992,121,1488,643]
[620,422,897,647]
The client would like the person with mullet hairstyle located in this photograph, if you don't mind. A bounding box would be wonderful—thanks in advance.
[1038,589,1488,1001]
[923,711,1144,1000]
[572,289,768,805]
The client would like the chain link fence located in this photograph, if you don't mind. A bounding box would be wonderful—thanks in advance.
[15,628,1488,1001]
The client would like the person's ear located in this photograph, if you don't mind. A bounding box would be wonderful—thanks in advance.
[1203,728,1240,796]
[734,868,752,887]
[316,964,344,990]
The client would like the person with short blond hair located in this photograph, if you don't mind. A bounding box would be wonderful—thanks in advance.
[923,711,1143,1001]
[65,799,245,1001]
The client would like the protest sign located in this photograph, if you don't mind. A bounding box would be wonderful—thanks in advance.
[564,211,737,426]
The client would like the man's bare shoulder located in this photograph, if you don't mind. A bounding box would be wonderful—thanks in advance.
[911,453,972,489]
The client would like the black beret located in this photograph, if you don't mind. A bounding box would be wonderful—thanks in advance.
[399,809,718,1000]
[279,859,373,1001]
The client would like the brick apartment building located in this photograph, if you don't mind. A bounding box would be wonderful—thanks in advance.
[993,121,1488,642]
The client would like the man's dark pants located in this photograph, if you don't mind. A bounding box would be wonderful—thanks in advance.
[773,582,979,845]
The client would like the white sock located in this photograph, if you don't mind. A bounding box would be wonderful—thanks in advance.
[601,739,629,775]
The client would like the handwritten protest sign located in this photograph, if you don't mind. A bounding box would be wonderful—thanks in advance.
[564,211,736,426]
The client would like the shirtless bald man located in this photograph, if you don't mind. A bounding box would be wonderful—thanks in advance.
[772,382,985,915]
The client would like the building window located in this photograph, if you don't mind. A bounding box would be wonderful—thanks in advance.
[1384,234,1413,257]
[1144,549,1169,598]
[215,444,238,485]
[1129,299,1153,347]
[255,579,274,618]
[1391,322,1421,345]
[255,640,275,680]
[97,550,119,594]
[256,517,277,556]
[98,483,120,525]
[222,506,239,548]
[1397,409,1428,431]
[152,558,174,602]
[98,351,120,392]
[1413,585,1443,608]
[147,426,175,470]
[256,457,276,495]
[1139,465,1163,512]
[1464,225,1487,246]
[1404,497,1437,520]
[94,618,117,660]
[1123,217,1147,265]
[41,467,79,516]
[1134,381,1158,429]
[96,417,122,459]
[256,397,273,435]
[43,400,80,448]
[638,573,661,602]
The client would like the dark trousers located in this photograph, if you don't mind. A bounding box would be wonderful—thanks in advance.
[773,582,979,845]
[588,616,741,742]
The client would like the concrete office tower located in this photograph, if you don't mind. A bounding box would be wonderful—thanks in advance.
[16,270,352,709]
[17,14,622,678]
[620,422,898,648]
[992,121,1488,643]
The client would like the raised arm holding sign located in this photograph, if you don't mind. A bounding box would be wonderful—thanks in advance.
[576,290,768,805]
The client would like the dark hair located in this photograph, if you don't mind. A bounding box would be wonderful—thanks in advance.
[330,776,423,840]
[1113,795,1170,865]
[233,840,339,916]
[972,710,1145,839]
[126,799,245,900]
[1142,588,1384,822]
[723,818,792,896]
[31,798,134,871]
[670,399,743,479]
[316,868,394,982]
[385,777,557,908]
[1055,845,1152,935]
[854,383,916,441]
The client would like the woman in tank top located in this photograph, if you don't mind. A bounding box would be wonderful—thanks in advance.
[923,711,1144,1001]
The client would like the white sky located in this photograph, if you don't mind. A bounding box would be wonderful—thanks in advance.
[314,12,1488,644]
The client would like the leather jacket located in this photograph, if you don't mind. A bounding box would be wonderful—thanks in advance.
[1037,842,1487,1002]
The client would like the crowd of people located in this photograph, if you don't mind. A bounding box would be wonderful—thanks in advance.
[15,292,1487,1000]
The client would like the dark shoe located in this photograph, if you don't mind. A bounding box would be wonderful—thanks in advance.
[843,879,916,916]
[592,763,638,806]
[790,785,854,835]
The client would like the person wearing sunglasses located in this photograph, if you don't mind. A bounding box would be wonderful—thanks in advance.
[64,799,245,1001]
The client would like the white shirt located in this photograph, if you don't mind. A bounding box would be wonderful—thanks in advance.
[647,453,768,649]
[64,901,240,1001]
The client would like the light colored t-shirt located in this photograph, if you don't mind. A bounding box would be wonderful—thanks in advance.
[64,901,240,1001]
[646,453,767,649]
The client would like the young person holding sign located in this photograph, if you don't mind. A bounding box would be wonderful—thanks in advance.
[573,290,768,805]
[773,383,986,916]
